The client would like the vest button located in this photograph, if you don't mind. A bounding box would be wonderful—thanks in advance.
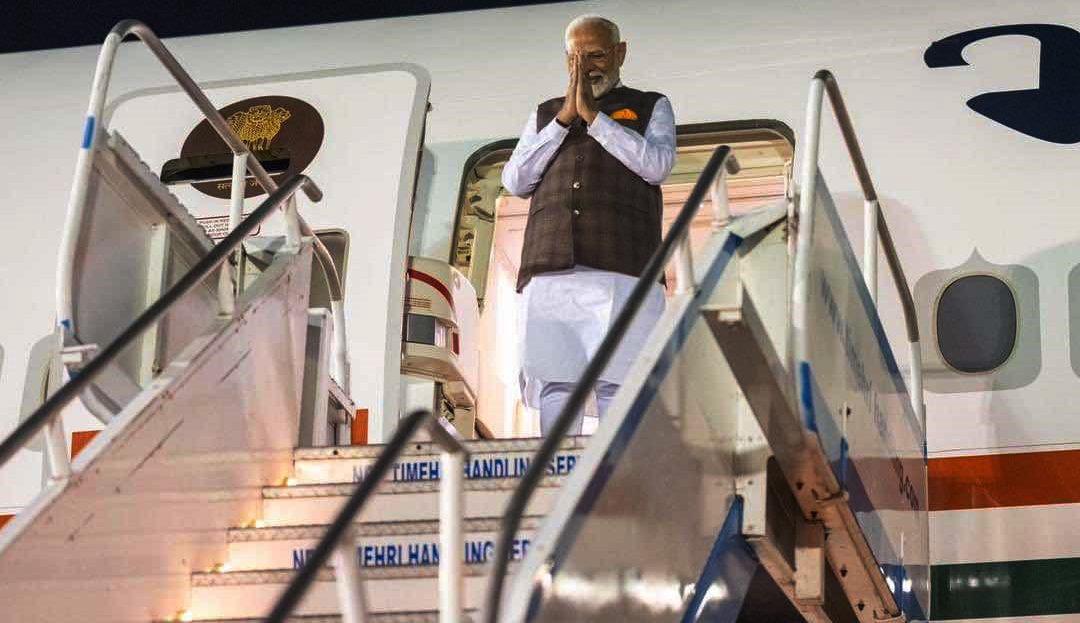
[573,209,581,216]
[572,181,581,189]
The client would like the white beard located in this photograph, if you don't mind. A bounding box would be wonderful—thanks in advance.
[589,71,617,98]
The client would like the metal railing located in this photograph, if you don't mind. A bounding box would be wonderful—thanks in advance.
[54,20,352,441]
[794,69,925,427]
[482,145,741,623]
[0,174,320,471]
[266,409,468,623]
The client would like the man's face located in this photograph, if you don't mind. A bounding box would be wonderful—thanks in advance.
[566,24,627,98]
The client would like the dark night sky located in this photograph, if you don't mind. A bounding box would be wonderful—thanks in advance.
[2,1,573,54]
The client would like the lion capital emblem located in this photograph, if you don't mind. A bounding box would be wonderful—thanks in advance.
[227,104,292,150]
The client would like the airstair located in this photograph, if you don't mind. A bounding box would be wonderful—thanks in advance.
[0,23,928,623]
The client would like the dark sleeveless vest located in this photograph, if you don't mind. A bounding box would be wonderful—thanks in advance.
[516,86,665,291]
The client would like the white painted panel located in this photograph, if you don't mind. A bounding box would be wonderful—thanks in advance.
[930,504,1080,565]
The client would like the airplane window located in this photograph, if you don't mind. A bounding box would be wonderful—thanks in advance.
[914,252,1039,393]
[936,275,1017,373]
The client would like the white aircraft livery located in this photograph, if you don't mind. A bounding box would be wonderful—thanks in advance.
[1,1,1079,621]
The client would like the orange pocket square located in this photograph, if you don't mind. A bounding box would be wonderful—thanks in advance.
[611,108,638,121]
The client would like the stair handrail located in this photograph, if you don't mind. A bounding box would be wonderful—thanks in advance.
[265,409,468,623]
[57,20,351,404]
[0,174,320,471]
[793,69,925,428]
[483,145,741,623]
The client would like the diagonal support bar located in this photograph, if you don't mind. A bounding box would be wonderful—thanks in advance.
[679,497,759,622]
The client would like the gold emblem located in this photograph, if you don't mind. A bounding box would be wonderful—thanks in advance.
[182,95,323,199]
[226,104,292,150]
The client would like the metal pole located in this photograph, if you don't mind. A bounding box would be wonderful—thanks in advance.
[230,153,247,297]
[439,449,465,623]
[803,69,925,434]
[229,153,247,232]
[863,199,879,303]
[792,76,826,370]
[284,195,302,252]
[674,235,695,294]
[332,529,368,623]
[216,264,236,317]
[710,175,730,231]
[331,298,352,445]
[909,341,926,429]
[56,29,126,332]
[43,418,71,481]
[43,336,71,480]
[217,172,238,318]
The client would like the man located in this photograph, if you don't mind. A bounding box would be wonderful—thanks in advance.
[502,15,676,436]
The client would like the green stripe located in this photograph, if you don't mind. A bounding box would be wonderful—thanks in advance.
[932,558,1080,620]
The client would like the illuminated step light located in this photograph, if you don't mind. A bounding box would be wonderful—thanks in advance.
[210,561,233,574]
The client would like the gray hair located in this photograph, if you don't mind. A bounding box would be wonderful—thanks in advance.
[564,15,620,52]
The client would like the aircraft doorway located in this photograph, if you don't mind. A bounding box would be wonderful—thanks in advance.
[450,122,794,438]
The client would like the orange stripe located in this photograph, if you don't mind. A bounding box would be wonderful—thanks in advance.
[929,448,1080,510]
[71,430,100,460]
[0,514,13,531]
[351,408,369,445]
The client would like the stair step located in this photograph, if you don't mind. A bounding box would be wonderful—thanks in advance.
[292,437,586,485]
[188,613,474,622]
[227,517,540,571]
[261,476,565,526]
[189,565,500,619]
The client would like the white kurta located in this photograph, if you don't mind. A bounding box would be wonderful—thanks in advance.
[502,85,678,409]
[517,266,666,408]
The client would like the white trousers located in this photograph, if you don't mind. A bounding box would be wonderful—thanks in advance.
[518,266,666,414]
[538,380,619,437]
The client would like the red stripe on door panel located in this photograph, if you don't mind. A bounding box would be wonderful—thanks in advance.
[407,269,454,310]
